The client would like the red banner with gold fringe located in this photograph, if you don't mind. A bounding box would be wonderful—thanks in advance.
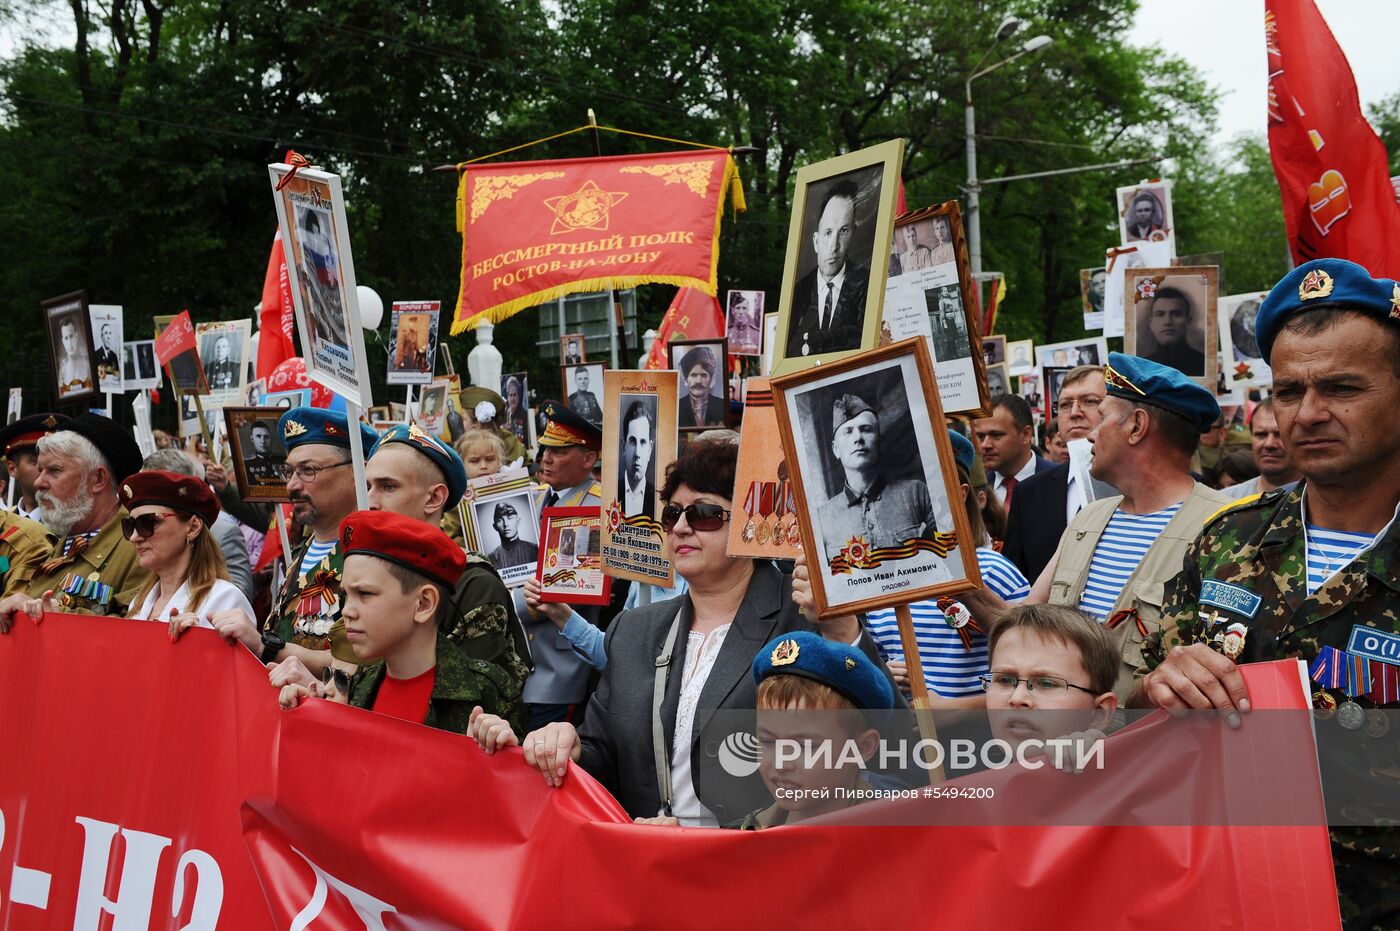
[452,150,745,335]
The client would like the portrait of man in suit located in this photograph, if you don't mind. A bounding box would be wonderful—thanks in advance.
[94,322,120,388]
[785,175,875,359]
[617,395,656,519]
[674,344,726,429]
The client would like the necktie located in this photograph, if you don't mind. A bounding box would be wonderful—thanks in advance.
[1002,475,1018,511]
[822,281,834,330]
[542,490,559,510]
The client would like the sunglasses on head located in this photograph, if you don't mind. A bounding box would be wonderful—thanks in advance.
[121,511,180,539]
[660,502,731,533]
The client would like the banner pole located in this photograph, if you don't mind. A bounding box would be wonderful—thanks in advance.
[274,504,292,569]
[345,399,369,511]
[587,108,631,369]
[894,602,944,783]
[191,392,214,454]
[405,384,415,422]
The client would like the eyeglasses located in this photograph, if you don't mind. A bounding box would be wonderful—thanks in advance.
[1059,397,1103,413]
[321,665,351,697]
[276,460,352,482]
[122,512,180,539]
[660,502,732,533]
[980,673,1096,695]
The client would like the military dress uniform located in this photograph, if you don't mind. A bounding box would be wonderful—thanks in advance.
[0,510,56,599]
[1149,259,1400,928]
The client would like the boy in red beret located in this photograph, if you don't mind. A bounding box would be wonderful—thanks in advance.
[279,510,524,737]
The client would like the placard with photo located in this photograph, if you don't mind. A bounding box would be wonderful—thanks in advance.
[1102,242,1171,338]
[1042,365,1073,417]
[601,369,678,586]
[1116,180,1176,256]
[560,332,587,365]
[668,338,728,432]
[1006,339,1035,377]
[43,291,97,404]
[725,290,764,357]
[89,304,123,393]
[772,139,905,376]
[415,382,449,438]
[1218,290,1271,388]
[772,338,980,617]
[985,362,1010,398]
[197,319,252,405]
[562,362,605,428]
[1034,338,1108,371]
[268,160,373,406]
[727,378,803,559]
[981,335,1006,367]
[1124,266,1219,388]
[223,406,291,502]
[537,506,609,606]
[121,340,160,392]
[387,301,440,385]
[879,201,987,415]
[1079,267,1107,332]
[463,469,539,587]
[1017,372,1043,417]
[501,372,530,445]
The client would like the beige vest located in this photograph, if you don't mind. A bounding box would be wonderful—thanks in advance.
[1048,483,1230,700]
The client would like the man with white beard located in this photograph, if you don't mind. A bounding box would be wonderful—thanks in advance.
[0,414,148,631]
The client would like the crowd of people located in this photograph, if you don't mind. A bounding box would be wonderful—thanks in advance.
[0,256,1395,925]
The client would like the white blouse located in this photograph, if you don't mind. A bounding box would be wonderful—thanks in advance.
[130,578,256,626]
[666,624,732,827]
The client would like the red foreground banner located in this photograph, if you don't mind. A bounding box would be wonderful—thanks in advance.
[0,614,1340,930]
[452,149,745,335]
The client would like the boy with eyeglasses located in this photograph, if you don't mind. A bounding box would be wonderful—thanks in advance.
[278,509,524,737]
[982,604,1118,754]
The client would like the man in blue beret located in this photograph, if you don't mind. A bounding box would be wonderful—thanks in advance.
[365,422,533,697]
[1137,258,1400,927]
[959,353,1229,700]
[814,392,937,565]
[252,407,378,676]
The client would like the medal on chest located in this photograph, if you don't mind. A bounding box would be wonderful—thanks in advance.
[294,569,340,637]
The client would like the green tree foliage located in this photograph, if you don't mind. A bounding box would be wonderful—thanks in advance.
[0,0,1277,418]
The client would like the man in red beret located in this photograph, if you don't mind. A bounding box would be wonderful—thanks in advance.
[279,510,524,737]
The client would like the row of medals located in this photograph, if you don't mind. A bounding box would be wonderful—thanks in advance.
[742,514,798,548]
[1314,689,1389,738]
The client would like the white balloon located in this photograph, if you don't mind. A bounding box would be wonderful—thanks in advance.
[356,285,384,330]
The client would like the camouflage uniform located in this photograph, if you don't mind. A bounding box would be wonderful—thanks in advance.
[0,510,55,599]
[444,552,533,696]
[1152,485,1400,927]
[268,535,352,661]
[346,630,525,737]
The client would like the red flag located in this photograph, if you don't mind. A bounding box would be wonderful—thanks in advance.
[643,287,726,369]
[258,229,297,379]
[451,149,745,334]
[1265,0,1400,275]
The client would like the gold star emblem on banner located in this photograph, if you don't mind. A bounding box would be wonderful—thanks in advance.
[544,180,628,234]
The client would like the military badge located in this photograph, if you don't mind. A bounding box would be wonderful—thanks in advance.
[741,518,756,543]
[1219,622,1248,661]
[42,414,58,429]
[844,656,856,671]
[1337,700,1364,730]
[1298,269,1334,301]
[1363,708,1390,739]
[1312,690,1337,720]
[770,638,800,666]
[283,419,308,439]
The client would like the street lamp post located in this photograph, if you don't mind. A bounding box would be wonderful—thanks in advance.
[964,30,1053,278]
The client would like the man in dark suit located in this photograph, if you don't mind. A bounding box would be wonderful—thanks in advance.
[617,399,656,519]
[785,179,869,358]
[1002,366,1110,582]
[676,346,726,429]
[973,394,1053,513]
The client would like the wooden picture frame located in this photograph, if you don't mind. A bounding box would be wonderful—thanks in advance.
[879,200,989,415]
[772,338,981,618]
[668,337,729,432]
[268,161,374,407]
[1123,266,1219,389]
[771,138,906,376]
[43,290,98,405]
[560,332,587,365]
[601,369,679,586]
[224,406,291,502]
[536,506,609,606]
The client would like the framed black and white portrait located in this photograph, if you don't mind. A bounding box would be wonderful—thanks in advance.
[725,290,764,357]
[197,319,252,402]
[120,340,159,392]
[772,338,980,617]
[1080,267,1107,329]
[1116,181,1175,255]
[615,393,659,520]
[562,362,605,428]
[1218,290,1271,389]
[471,487,541,587]
[224,406,291,502]
[501,372,530,445]
[1035,337,1108,371]
[668,338,728,432]
[43,291,97,404]
[1124,267,1219,388]
[985,362,1010,399]
[772,139,905,375]
[1006,339,1035,377]
[89,304,124,394]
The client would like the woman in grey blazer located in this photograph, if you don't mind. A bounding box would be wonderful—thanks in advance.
[469,437,885,826]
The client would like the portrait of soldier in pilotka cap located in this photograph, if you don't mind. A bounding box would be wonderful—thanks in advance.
[774,340,979,617]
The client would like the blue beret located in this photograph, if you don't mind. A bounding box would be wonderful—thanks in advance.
[1255,258,1400,365]
[371,423,468,509]
[948,430,975,474]
[278,406,379,454]
[751,631,894,712]
[1104,352,1220,433]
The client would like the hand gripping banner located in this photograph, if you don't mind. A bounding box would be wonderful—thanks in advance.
[451,149,745,334]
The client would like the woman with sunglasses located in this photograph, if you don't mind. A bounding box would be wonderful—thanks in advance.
[470,437,879,827]
[119,471,255,632]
